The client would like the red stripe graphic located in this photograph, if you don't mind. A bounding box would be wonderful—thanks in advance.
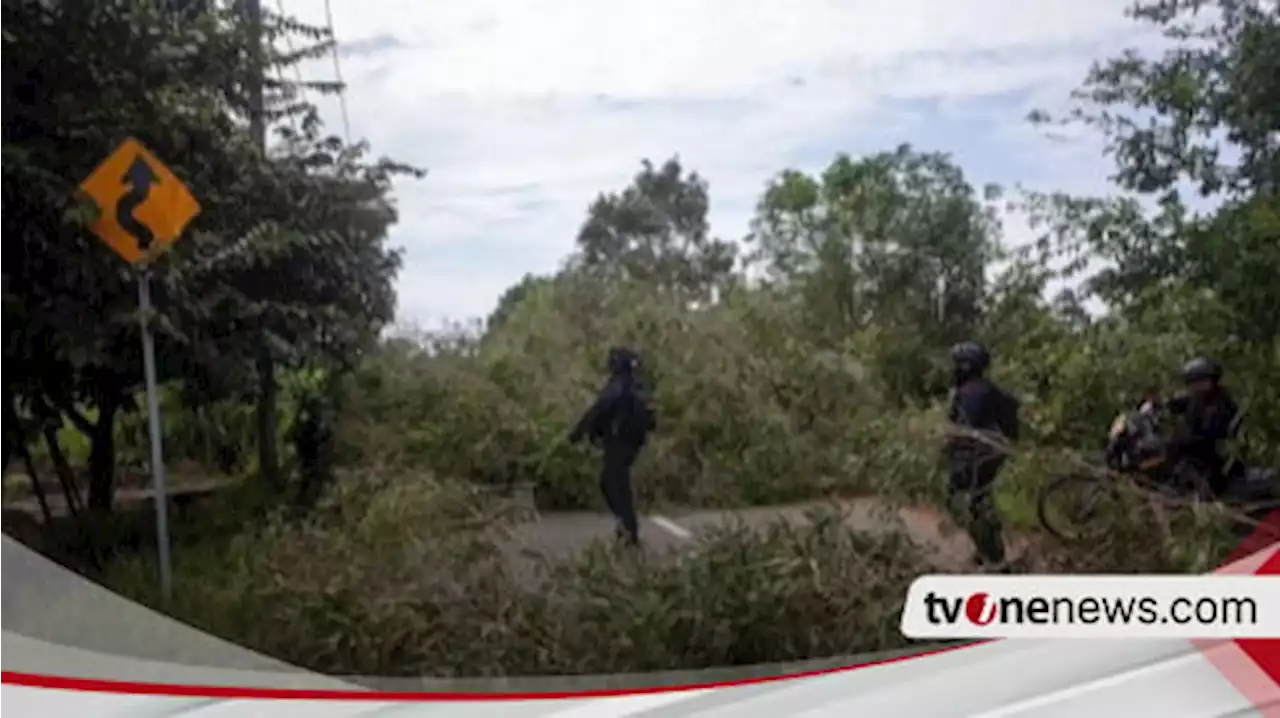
[1195,510,1280,716]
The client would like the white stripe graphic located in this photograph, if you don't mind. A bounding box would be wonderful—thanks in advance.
[546,690,713,717]
[965,650,1205,717]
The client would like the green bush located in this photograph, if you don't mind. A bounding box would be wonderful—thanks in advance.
[100,466,1251,678]
[102,470,940,677]
[340,280,912,512]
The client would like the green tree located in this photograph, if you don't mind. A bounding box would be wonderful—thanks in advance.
[1054,0,1279,200]
[747,145,1001,355]
[2,0,417,510]
[486,273,555,333]
[1031,0,1280,339]
[572,157,738,302]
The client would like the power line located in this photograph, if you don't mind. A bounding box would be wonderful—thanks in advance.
[274,0,309,101]
[271,0,352,146]
[273,0,303,139]
[321,0,353,144]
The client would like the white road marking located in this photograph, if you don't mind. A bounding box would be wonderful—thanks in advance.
[649,514,693,540]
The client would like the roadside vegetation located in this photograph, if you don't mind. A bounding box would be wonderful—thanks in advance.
[3,0,1277,677]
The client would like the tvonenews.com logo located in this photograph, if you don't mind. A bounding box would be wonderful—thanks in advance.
[923,590,1257,627]
[900,576,1279,639]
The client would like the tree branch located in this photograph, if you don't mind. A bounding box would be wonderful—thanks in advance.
[48,395,94,436]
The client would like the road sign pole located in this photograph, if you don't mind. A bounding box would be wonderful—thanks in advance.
[137,269,173,600]
[77,136,197,602]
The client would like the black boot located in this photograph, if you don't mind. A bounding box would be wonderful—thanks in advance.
[615,524,640,547]
[970,514,1007,566]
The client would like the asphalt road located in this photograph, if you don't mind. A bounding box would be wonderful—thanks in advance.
[3,480,982,570]
[3,473,998,572]
[500,497,986,574]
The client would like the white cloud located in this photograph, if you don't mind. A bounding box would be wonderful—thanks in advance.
[276,0,1154,324]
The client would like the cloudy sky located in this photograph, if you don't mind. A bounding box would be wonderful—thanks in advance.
[282,0,1157,328]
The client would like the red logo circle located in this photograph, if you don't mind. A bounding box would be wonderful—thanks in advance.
[965,592,997,625]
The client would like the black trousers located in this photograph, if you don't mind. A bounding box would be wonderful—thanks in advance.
[600,442,640,543]
[1175,452,1231,498]
[948,455,1006,565]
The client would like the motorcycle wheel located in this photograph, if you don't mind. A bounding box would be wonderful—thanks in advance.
[1037,472,1118,543]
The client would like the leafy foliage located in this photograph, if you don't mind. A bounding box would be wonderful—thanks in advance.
[2,0,419,508]
[748,146,999,336]
[103,469,935,677]
[574,157,739,303]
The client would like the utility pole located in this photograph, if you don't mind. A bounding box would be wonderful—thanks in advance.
[240,0,281,487]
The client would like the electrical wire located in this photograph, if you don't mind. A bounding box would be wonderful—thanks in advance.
[321,0,353,144]
[272,0,352,146]
[274,0,309,101]
[273,0,303,140]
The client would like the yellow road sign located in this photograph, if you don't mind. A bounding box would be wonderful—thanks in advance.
[78,138,200,264]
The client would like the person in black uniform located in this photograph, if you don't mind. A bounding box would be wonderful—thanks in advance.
[1164,357,1242,497]
[290,388,336,511]
[944,341,1019,567]
[569,347,656,546]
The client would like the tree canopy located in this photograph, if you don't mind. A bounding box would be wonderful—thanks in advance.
[573,157,739,303]
[2,0,420,508]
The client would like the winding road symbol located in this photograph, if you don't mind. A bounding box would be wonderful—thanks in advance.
[117,157,158,252]
[77,138,200,264]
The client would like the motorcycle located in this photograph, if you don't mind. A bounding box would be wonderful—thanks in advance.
[1037,402,1277,542]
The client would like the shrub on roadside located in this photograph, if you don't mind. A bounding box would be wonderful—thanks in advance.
[100,464,1258,679]
[102,471,936,677]
[527,510,931,675]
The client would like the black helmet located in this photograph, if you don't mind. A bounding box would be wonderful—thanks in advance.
[950,341,990,373]
[1180,356,1222,384]
[607,346,640,375]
